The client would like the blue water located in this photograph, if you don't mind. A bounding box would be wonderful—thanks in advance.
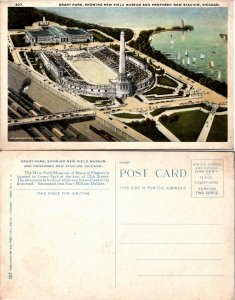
[42,7,228,82]
[151,28,227,82]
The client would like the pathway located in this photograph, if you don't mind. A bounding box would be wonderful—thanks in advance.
[197,105,218,142]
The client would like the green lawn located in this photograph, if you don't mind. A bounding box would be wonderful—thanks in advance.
[90,31,113,42]
[147,95,183,101]
[207,115,227,142]
[144,86,175,95]
[157,75,178,88]
[113,113,144,119]
[11,34,29,47]
[79,95,109,103]
[159,110,208,141]
[127,119,170,142]
[151,104,211,117]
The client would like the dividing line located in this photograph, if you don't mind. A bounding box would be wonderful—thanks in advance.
[137,258,223,261]
[114,162,117,289]
[137,274,224,277]
[119,242,222,245]
[15,188,109,191]
[118,223,222,226]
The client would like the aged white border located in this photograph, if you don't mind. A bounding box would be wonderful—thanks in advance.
[0,0,233,150]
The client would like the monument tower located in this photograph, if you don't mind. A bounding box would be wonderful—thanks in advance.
[119,31,126,75]
[114,31,132,98]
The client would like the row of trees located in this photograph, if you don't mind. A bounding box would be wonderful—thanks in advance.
[159,113,179,123]
[91,31,113,43]
[8,8,134,41]
[128,30,227,97]
[127,118,169,142]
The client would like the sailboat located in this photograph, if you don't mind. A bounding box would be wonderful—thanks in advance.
[182,58,185,65]
[193,57,197,63]
[185,50,189,56]
[187,57,191,65]
[209,61,215,68]
[218,71,221,80]
[200,53,205,59]
[177,52,181,60]
[170,40,174,45]
[149,35,152,41]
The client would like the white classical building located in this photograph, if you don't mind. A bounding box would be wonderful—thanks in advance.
[25,17,93,44]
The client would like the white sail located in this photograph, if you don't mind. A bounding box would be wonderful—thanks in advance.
[200,53,205,59]
[177,52,181,60]
[187,57,191,65]
[185,49,188,56]
[209,61,215,68]
[170,40,174,45]
[193,57,196,63]
[218,71,221,80]
[182,58,185,65]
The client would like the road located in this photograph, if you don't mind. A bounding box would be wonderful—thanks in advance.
[8,110,95,127]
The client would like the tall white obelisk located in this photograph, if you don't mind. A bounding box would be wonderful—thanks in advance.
[113,31,132,98]
[119,31,126,75]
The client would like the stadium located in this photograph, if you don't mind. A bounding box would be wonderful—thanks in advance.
[38,31,155,99]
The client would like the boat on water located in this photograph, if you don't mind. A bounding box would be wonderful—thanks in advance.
[200,53,205,59]
[170,40,174,45]
[182,58,185,65]
[187,57,191,65]
[193,57,197,63]
[177,52,181,60]
[185,50,189,56]
[218,71,221,80]
[209,61,215,68]
[149,36,152,41]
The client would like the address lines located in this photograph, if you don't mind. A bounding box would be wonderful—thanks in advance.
[118,223,224,278]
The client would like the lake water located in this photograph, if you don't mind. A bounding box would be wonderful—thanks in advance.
[42,7,228,82]
[151,28,227,82]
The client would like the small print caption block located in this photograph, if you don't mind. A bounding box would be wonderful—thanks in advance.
[191,160,223,198]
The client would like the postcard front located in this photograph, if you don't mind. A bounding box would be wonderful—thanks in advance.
[0,0,233,150]
[0,151,234,299]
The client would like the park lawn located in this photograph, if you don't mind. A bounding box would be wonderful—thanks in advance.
[151,104,212,117]
[11,34,29,47]
[113,113,144,119]
[160,110,208,141]
[80,95,109,103]
[207,115,227,142]
[127,119,170,142]
[144,86,175,95]
[157,75,178,88]
[90,31,113,42]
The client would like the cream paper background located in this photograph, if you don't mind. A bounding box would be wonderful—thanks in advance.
[0,151,234,299]
[0,0,234,150]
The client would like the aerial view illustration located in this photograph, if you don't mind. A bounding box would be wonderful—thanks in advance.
[8,7,228,142]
